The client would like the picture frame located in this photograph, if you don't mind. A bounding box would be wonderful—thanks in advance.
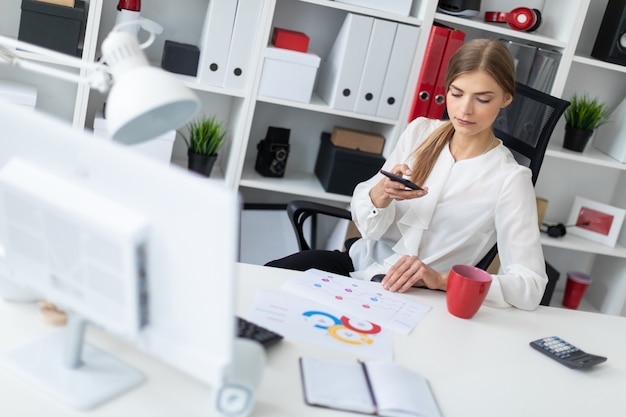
[567,196,626,247]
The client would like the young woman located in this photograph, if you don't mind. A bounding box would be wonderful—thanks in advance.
[267,39,548,311]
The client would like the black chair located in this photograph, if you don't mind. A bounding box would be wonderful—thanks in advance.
[287,82,570,273]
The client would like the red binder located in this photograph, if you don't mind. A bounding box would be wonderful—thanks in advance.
[427,29,465,119]
[408,25,448,122]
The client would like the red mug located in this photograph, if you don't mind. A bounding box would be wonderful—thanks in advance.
[446,264,492,319]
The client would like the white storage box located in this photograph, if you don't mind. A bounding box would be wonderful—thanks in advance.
[0,80,37,109]
[259,46,321,103]
[334,0,413,16]
[593,97,626,163]
[93,114,176,164]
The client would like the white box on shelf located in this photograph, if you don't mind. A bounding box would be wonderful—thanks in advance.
[258,46,321,103]
[0,80,37,110]
[593,96,626,163]
[93,114,176,164]
[334,0,413,16]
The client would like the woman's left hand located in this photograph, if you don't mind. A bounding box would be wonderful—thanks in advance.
[381,255,447,293]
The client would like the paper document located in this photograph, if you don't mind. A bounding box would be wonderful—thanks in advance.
[247,289,394,360]
[281,269,431,335]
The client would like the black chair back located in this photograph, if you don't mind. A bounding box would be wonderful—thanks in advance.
[493,82,570,185]
[475,82,570,270]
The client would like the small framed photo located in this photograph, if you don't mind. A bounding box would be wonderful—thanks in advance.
[567,196,626,247]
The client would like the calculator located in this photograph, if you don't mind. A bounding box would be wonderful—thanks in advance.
[530,336,607,369]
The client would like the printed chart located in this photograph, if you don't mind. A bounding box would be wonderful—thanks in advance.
[247,289,394,359]
[281,269,431,335]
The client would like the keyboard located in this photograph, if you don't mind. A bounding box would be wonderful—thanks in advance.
[236,316,284,348]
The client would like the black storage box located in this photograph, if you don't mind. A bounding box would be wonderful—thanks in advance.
[18,0,86,57]
[315,132,385,196]
[161,40,200,76]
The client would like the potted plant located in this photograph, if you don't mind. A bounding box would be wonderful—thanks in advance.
[563,93,611,152]
[179,115,227,177]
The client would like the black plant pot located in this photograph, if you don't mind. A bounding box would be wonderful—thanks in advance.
[187,150,217,177]
[563,125,594,152]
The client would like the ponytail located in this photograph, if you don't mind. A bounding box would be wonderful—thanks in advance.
[410,122,454,186]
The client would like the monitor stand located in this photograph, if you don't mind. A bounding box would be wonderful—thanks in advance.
[1,312,144,410]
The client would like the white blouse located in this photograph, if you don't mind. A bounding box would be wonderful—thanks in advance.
[349,117,548,310]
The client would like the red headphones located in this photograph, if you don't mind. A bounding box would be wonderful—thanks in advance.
[484,7,542,32]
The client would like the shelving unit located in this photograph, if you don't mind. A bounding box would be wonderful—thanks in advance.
[430,0,626,317]
[535,0,626,317]
[2,0,626,316]
[235,0,434,204]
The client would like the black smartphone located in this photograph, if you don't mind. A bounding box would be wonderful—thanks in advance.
[380,170,422,190]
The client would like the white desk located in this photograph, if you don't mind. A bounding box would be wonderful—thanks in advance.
[2,263,626,417]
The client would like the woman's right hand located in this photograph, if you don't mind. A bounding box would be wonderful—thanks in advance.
[369,164,428,208]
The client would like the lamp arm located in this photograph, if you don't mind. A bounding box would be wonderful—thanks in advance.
[0,35,112,93]
[0,19,165,94]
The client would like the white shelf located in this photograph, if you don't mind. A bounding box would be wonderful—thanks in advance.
[298,0,424,26]
[433,13,569,48]
[541,234,626,259]
[180,76,248,98]
[572,54,626,74]
[545,143,626,171]
[256,91,399,125]
[239,164,352,203]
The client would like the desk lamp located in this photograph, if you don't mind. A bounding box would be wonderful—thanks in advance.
[0,19,200,144]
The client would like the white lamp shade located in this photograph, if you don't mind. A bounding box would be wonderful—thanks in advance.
[106,66,200,144]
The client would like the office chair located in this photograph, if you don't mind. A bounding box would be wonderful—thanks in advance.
[287,82,570,273]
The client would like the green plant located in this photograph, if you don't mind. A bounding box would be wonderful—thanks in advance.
[564,93,611,131]
[179,115,227,156]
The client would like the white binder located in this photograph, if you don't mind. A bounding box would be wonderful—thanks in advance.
[316,13,374,111]
[376,23,420,120]
[354,19,398,115]
[224,0,265,90]
[197,0,239,87]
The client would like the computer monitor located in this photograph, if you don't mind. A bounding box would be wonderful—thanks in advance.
[0,99,240,409]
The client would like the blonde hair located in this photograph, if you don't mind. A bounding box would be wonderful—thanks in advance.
[410,39,516,186]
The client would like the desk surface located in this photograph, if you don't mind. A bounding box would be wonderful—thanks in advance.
[2,263,626,417]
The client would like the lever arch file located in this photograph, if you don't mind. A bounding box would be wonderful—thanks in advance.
[408,25,448,122]
[376,23,420,120]
[427,28,465,119]
[354,18,398,115]
[197,0,238,86]
[224,0,265,90]
[317,13,374,111]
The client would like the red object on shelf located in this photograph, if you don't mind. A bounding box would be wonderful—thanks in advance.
[427,29,465,119]
[408,25,448,122]
[271,27,310,53]
[117,0,140,11]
